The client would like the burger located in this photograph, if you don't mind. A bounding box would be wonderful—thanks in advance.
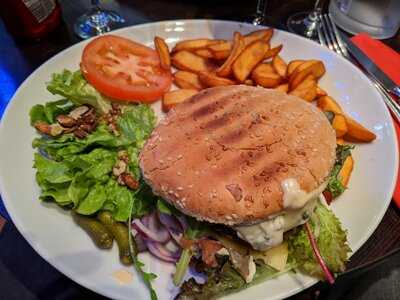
[139,85,351,298]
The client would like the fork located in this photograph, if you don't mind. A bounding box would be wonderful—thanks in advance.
[317,13,400,123]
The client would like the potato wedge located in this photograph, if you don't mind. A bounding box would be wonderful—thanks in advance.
[288,75,317,102]
[264,44,283,60]
[194,48,214,59]
[172,39,224,52]
[173,71,204,90]
[243,28,274,46]
[317,96,343,114]
[251,63,282,88]
[272,55,287,78]
[207,41,232,60]
[332,114,348,137]
[289,60,326,91]
[162,89,198,112]
[344,115,377,142]
[244,79,254,86]
[287,60,305,76]
[233,40,270,82]
[275,83,289,93]
[172,51,216,73]
[336,138,345,145]
[199,72,236,87]
[216,32,246,77]
[316,86,327,97]
[154,36,171,70]
[338,155,354,187]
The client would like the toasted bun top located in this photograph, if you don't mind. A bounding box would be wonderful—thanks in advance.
[139,86,336,225]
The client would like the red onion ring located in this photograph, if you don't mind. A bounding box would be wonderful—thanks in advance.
[132,215,170,243]
[134,233,147,253]
[146,240,181,263]
[158,212,185,243]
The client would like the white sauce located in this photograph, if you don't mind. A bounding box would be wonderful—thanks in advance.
[281,178,327,210]
[235,179,327,251]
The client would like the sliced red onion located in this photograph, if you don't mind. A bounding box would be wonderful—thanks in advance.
[158,212,184,243]
[146,240,181,263]
[177,215,188,231]
[134,233,147,253]
[132,216,170,243]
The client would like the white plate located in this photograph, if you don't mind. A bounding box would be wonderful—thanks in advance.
[0,20,398,300]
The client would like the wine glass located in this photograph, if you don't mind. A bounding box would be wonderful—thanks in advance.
[74,0,125,39]
[286,0,323,38]
[252,0,268,26]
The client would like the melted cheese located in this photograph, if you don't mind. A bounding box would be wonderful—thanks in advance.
[235,179,326,251]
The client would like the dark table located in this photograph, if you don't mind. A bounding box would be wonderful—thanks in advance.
[1,1,400,299]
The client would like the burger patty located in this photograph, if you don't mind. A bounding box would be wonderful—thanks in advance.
[139,85,336,226]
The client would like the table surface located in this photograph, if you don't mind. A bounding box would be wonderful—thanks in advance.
[1,0,400,299]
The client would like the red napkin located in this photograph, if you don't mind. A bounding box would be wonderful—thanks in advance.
[351,33,400,207]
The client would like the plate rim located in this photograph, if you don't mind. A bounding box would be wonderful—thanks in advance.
[0,19,398,300]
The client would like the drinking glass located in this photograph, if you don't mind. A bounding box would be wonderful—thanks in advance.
[252,0,268,26]
[286,0,323,38]
[74,0,125,39]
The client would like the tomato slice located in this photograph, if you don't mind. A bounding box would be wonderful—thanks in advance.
[81,35,172,103]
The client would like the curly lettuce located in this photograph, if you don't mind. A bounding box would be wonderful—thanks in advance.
[287,202,351,278]
[32,103,157,221]
[46,69,112,113]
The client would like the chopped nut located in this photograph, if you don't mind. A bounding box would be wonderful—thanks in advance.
[118,150,129,163]
[120,173,139,190]
[113,160,127,177]
[69,105,89,120]
[79,111,96,125]
[49,123,65,136]
[56,115,76,127]
[74,128,88,139]
[34,121,51,135]
[78,123,95,133]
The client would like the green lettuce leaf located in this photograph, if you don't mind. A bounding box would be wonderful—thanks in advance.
[46,69,111,113]
[287,201,351,278]
[30,99,75,125]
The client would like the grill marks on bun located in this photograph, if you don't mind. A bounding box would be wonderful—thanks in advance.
[140,86,336,225]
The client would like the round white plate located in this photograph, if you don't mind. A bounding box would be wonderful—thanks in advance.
[0,20,398,300]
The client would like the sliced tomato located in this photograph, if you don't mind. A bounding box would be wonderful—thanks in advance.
[81,35,172,103]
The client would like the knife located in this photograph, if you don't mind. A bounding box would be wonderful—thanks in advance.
[341,35,400,98]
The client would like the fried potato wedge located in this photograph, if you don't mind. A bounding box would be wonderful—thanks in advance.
[172,39,224,52]
[332,114,348,137]
[275,83,289,93]
[244,79,254,86]
[233,40,270,82]
[272,55,287,78]
[194,48,214,59]
[207,41,232,60]
[172,51,216,73]
[344,116,377,142]
[317,96,343,114]
[199,72,236,87]
[289,60,326,90]
[162,89,198,112]
[154,36,171,70]
[316,86,327,97]
[338,155,354,187]
[336,138,345,145]
[264,44,283,60]
[216,32,246,77]
[173,71,204,90]
[287,60,305,77]
[289,75,317,102]
[251,63,282,88]
[243,28,274,46]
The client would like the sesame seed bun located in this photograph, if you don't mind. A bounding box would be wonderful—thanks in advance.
[139,85,336,226]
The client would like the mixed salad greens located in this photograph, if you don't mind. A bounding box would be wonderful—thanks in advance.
[31,69,351,300]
